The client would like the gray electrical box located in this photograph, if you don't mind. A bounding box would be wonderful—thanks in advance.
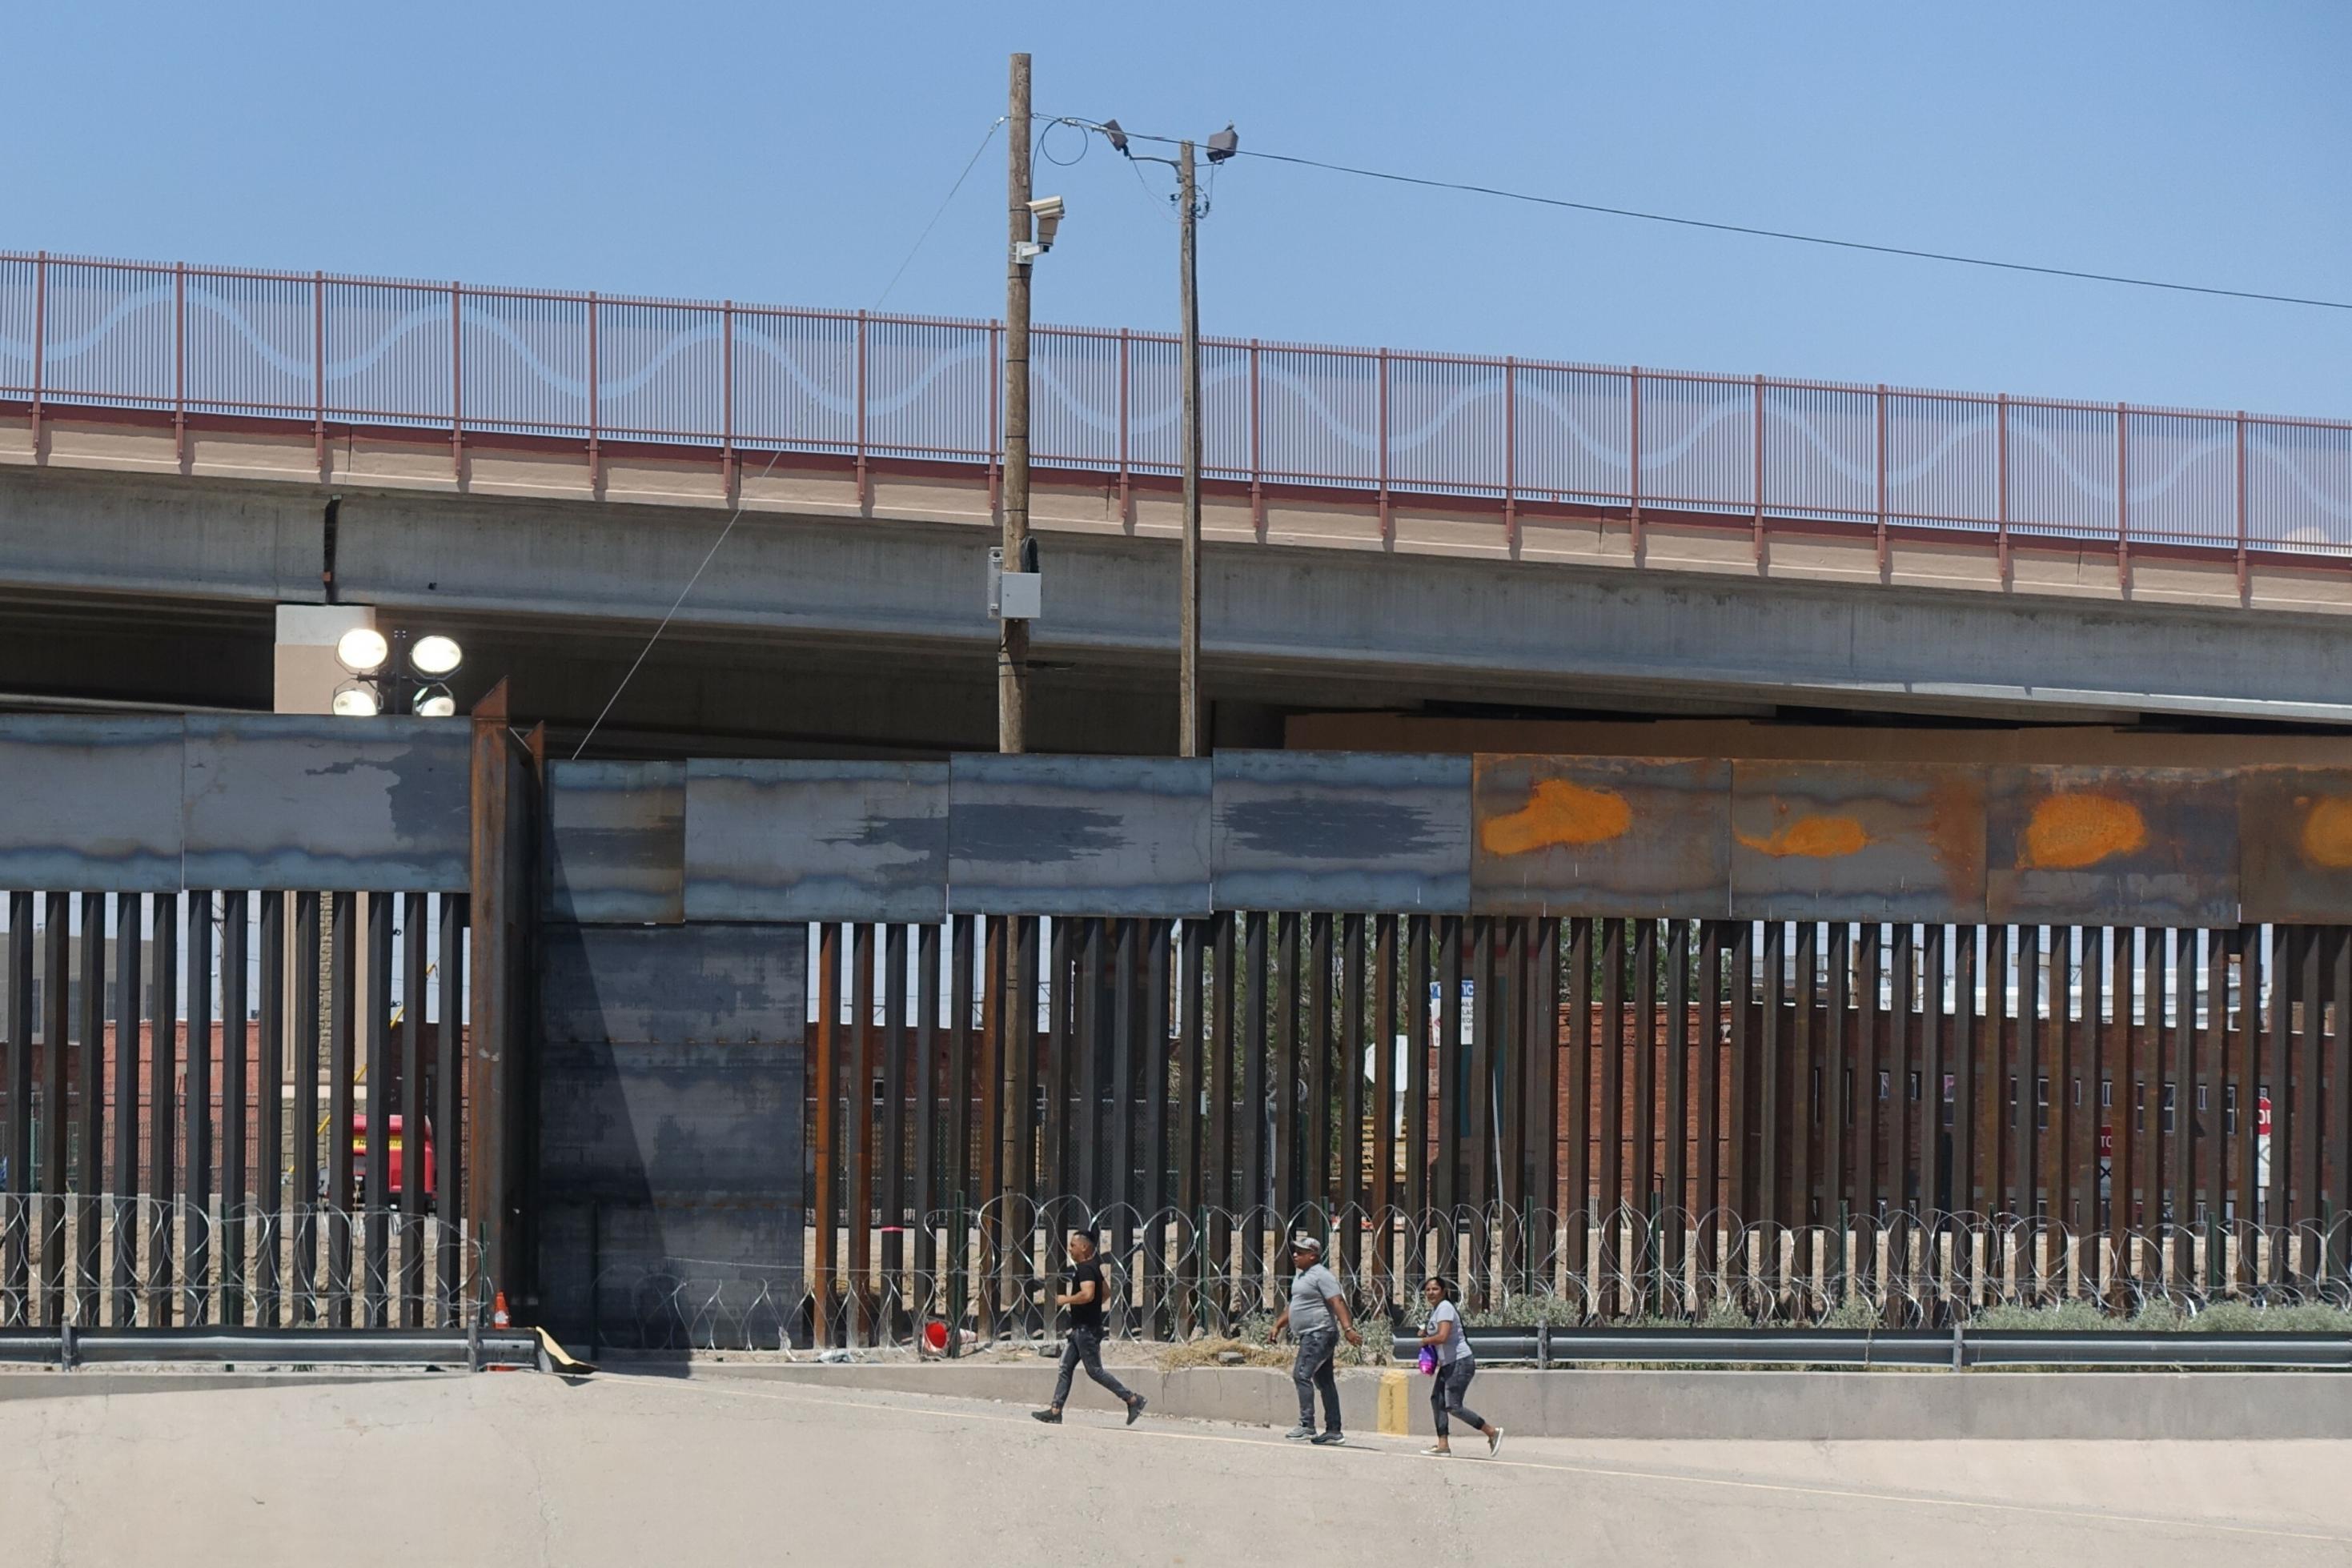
[988,546,1042,621]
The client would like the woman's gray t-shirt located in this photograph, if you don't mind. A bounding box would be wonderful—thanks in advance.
[1424,1298,1472,1364]
[1289,1262,1340,1334]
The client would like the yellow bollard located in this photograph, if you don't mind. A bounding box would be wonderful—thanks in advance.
[1377,1369,1410,1437]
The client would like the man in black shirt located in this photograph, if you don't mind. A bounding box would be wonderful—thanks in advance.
[1032,1232,1146,1426]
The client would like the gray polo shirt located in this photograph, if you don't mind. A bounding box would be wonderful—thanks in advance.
[1289,1261,1341,1335]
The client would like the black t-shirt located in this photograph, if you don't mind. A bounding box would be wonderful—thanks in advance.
[1066,1258,1106,1333]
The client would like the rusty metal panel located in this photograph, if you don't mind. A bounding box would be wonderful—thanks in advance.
[544,760,684,924]
[2241,768,2352,923]
[1212,751,1470,912]
[1729,761,1988,922]
[0,716,185,890]
[182,716,468,890]
[947,754,1210,916]
[539,922,808,1045]
[1986,766,2238,928]
[683,760,947,923]
[1471,755,1728,916]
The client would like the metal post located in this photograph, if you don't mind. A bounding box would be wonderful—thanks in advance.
[1376,347,1392,543]
[721,301,736,499]
[998,52,1034,756]
[312,271,327,474]
[1628,367,1644,558]
[2116,402,2130,590]
[1178,138,1204,760]
[1997,392,2011,581]
[1875,383,1888,575]
[854,308,869,507]
[586,291,600,489]
[1248,339,1264,536]
[1752,375,1766,563]
[28,252,46,454]
[1503,356,1518,553]
[449,283,464,482]
[2234,411,2249,600]
[173,262,187,464]
[1117,325,1132,527]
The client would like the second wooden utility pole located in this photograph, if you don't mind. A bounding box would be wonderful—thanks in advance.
[1178,138,1204,759]
[998,52,1033,754]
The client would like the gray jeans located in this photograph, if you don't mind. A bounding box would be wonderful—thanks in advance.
[1431,1357,1485,1437]
[1051,1327,1134,1409]
[1293,1325,1341,1431]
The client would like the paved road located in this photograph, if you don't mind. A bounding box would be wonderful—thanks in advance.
[2,1370,2346,1565]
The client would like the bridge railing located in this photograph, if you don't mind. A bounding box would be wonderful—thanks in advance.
[3,249,2348,570]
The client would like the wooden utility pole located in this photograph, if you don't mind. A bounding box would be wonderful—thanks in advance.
[1178,139,1204,758]
[998,52,1033,754]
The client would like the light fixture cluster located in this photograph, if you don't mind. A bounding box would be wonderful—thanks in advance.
[333,627,464,718]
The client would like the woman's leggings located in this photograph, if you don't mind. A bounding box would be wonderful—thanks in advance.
[1431,1357,1485,1437]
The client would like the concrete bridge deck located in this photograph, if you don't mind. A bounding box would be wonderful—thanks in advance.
[6,411,2352,754]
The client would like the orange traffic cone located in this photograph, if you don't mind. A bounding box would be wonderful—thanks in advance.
[492,1291,512,1329]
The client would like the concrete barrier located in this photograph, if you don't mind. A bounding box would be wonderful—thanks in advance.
[690,1361,2352,1441]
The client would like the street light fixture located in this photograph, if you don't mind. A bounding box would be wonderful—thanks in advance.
[331,628,466,717]
[335,626,391,676]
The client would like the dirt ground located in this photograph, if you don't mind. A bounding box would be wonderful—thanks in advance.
[3,1370,2350,1566]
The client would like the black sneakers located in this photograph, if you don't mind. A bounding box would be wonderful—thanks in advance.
[1310,1430,1347,1446]
[1031,1409,1062,1424]
[1126,1396,1147,1426]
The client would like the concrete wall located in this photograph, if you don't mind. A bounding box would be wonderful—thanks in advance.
[717,1361,2352,1441]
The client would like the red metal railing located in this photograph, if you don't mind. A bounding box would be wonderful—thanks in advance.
[5,248,2350,579]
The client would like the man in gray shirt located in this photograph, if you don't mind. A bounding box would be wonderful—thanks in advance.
[1266,1233,1363,1445]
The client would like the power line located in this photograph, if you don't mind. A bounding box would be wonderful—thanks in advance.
[580,117,1012,754]
[569,446,785,760]
[1054,118,2350,312]
[873,117,1004,311]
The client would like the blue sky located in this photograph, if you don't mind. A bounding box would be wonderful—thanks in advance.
[6,2,2345,417]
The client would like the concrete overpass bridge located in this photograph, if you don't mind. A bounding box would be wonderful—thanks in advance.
[3,247,2350,759]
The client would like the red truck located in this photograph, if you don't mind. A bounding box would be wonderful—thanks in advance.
[349,1113,436,1207]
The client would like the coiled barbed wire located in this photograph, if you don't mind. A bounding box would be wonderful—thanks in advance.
[576,1198,2352,1352]
[0,1193,488,1330]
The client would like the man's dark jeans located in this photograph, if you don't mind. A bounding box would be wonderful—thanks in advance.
[1293,1325,1340,1432]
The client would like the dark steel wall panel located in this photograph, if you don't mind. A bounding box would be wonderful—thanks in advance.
[544,760,684,924]
[536,921,808,1349]
[947,754,1210,916]
[682,760,948,923]
[1214,751,1471,912]
[1471,755,1728,916]
[0,717,183,890]
[2240,768,2352,924]
[540,922,808,1044]
[1986,767,2238,928]
[182,717,469,890]
[1730,761,1988,922]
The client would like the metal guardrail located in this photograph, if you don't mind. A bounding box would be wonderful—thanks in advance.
[4,249,2349,571]
[0,1325,545,1372]
[1393,1325,2352,1370]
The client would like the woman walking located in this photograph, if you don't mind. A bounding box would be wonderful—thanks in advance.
[1417,1277,1500,1457]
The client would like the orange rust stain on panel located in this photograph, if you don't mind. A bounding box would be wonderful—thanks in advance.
[1735,814,1870,860]
[2298,796,2352,869]
[1481,778,1632,855]
[2021,793,2146,870]
[1923,776,1985,887]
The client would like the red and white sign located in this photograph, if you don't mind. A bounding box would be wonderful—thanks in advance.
[2258,1094,2273,1138]
[2098,1125,2113,1159]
